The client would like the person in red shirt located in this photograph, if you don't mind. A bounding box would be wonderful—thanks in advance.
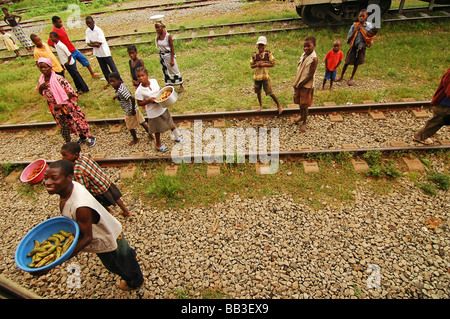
[48,16,99,78]
[321,39,343,91]
[413,68,450,144]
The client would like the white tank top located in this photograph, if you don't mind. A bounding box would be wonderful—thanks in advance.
[157,32,171,53]
[61,182,123,253]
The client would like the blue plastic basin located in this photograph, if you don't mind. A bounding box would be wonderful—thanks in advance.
[15,216,79,273]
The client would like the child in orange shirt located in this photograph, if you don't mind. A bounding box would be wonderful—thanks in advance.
[322,39,343,91]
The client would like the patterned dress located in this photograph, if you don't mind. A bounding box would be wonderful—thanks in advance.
[40,75,92,138]
[3,15,33,48]
[157,32,183,86]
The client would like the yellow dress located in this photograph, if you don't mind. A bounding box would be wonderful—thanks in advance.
[1,32,19,51]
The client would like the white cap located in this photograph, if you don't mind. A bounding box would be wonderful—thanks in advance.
[257,36,267,45]
[150,14,165,23]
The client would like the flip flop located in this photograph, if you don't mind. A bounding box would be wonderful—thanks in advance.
[174,137,183,143]
[156,145,168,152]
[413,136,433,145]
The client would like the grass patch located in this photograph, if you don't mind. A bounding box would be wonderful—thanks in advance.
[0,161,22,176]
[414,170,450,196]
[121,150,449,211]
[0,2,448,123]
[16,182,45,201]
[122,156,362,211]
[363,150,403,179]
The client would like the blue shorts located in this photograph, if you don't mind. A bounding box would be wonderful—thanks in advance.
[71,49,90,68]
[324,70,337,81]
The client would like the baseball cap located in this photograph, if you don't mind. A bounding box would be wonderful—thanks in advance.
[257,36,267,45]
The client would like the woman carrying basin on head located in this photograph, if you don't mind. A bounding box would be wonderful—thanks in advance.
[152,15,184,93]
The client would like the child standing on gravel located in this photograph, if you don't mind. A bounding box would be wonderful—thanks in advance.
[108,72,153,146]
[134,67,182,152]
[293,35,318,132]
[250,35,282,114]
[321,39,343,91]
[61,142,132,217]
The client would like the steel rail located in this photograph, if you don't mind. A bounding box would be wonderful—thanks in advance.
[0,275,42,299]
[0,100,432,132]
[3,144,449,168]
[6,3,449,30]
[0,17,305,57]
[1,0,216,31]
[1,6,448,59]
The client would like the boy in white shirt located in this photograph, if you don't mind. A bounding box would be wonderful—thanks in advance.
[50,31,89,94]
[85,16,121,89]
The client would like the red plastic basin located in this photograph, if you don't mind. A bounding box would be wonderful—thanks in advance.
[20,159,48,184]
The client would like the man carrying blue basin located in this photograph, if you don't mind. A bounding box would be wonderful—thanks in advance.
[38,160,144,291]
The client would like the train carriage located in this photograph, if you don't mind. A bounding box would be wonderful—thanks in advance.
[294,0,450,26]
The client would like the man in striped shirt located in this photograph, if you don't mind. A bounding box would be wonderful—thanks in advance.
[61,142,132,217]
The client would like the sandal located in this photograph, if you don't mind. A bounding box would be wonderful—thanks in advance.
[129,139,139,146]
[156,145,168,152]
[413,136,433,145]
[121,210,131,217]
[174,137,183,143]
[118,279,144,291]
[299,123,307,132]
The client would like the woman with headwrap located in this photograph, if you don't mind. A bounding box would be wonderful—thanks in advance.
[36,57,96,147]
[154,20,184,93]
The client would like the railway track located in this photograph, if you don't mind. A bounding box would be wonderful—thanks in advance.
[0,100,434,131]
[1,0,219,31]
[0,4,449,59]
[1,100,449,168]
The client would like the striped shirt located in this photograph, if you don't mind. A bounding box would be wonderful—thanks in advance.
[115,83,135,116]
[74,154,111,196]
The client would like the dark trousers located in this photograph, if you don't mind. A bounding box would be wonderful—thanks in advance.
[66,63,89,93]
[414,105,450,140]
[96,234,144,288]
[96,56,121,83]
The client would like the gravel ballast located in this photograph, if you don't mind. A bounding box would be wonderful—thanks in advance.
[0,175,448,299]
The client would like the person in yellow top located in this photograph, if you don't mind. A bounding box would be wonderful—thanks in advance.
[30,33,64,76]
[250,36,282,114]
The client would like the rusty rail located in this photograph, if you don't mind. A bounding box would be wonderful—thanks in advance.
[0,100,433,132]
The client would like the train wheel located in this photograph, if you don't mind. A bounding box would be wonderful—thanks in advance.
[300,4,330,27]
